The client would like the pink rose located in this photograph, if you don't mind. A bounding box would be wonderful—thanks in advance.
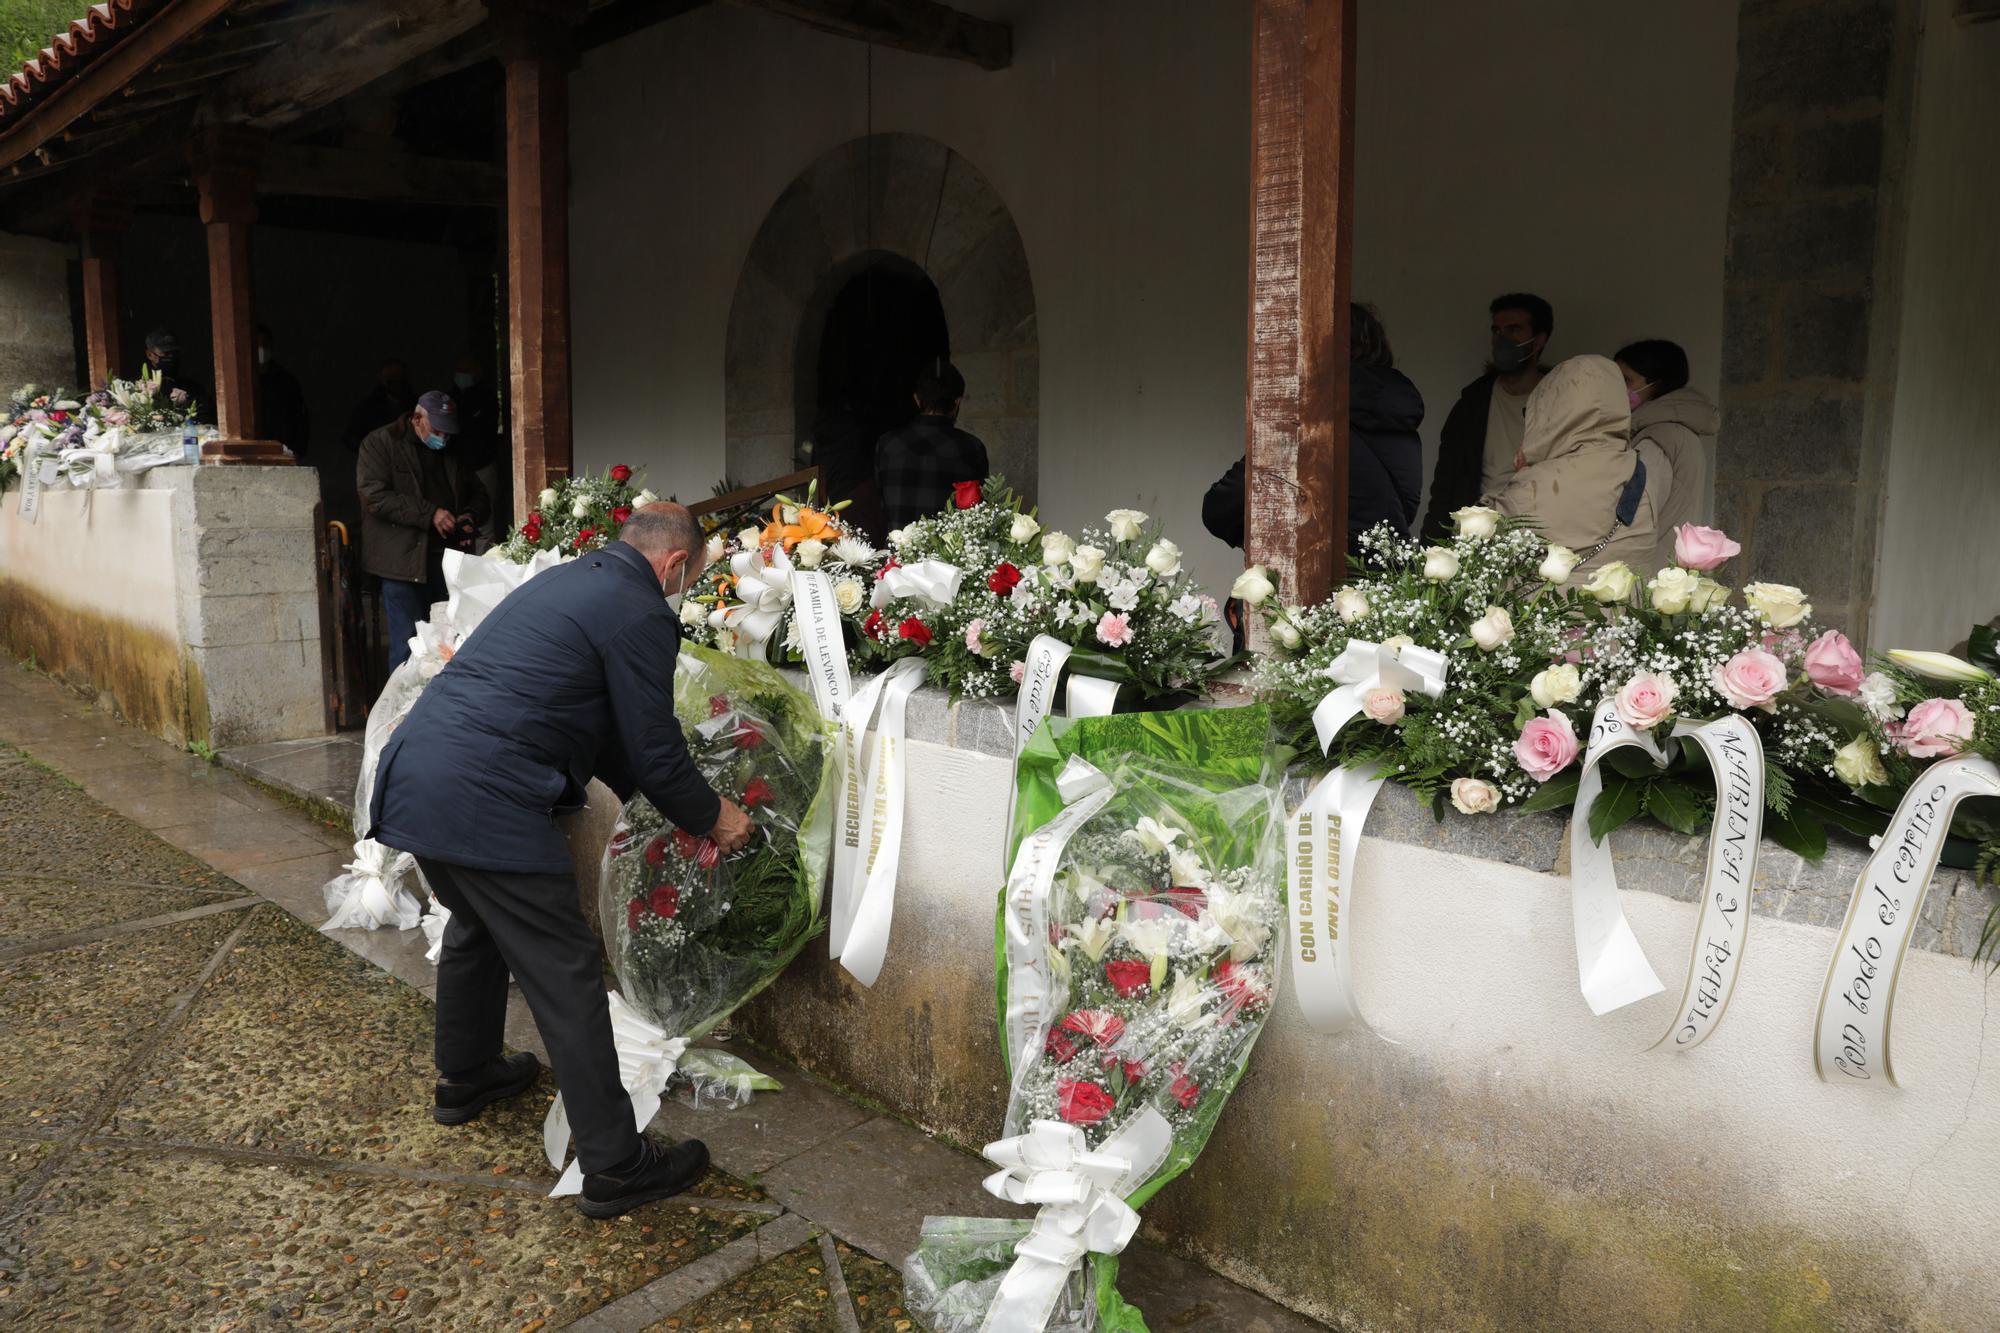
[1901,697,1974,759]
[1514,710,1580,782]
[1712,647,1788,712]
[1803,630,1863,696]
[1673,524,1741,572]
[964,617,988,656]
[1009,660,1026,684]
[1361,687,1406,724]
[1095,611,1134,647]
[1614,670,1679,732]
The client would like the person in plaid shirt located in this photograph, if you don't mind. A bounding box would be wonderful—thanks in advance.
[874,360,990,532]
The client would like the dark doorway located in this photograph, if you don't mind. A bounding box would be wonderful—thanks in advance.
[802,253,948,541]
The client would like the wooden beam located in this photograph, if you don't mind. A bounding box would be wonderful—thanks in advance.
[258,143,503,206]
[205,0,487,130]
[1244,0,1354,620]
[732,0,1010,70]
[193,126,262,443]
[76,194,134,390]
[490,0,587,522]
[0,0,238,175]
[578,0,711,52]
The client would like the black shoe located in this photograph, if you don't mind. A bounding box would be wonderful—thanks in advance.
[432,1052,542,1125]
[577,1137,711,1219]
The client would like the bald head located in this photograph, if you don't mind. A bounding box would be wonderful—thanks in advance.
[619,502,705,595]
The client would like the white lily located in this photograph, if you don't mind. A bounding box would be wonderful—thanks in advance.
[1118,917,1175,960]
[1204,884,1272,963]
[1122,816,1184,855]
[1067,917,1117,963]
[1167,846,1209,889]
[1164,970,1216,1031]
[1887,649,1993,684]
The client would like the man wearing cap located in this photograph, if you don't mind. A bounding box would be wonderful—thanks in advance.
[358,389,492,673]
[143,328,212,423]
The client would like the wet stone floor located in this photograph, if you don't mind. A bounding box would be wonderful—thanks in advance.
[0,746,904,1330]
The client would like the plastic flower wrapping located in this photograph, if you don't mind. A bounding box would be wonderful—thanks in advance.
[499,463,655,559]
[906,707,1281,1332]
[870,476,1229,705]
[599,646,835,1042]
[677,480,888,666]
[1,385,83,488]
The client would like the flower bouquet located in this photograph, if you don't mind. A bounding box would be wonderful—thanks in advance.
[906,706,1281,1332]
[86,367,200,437]
[499,463,655,560]
[599,645,836,1041]
[871,477,1230,706]
[1,385,84,488]
[678,479,886,666]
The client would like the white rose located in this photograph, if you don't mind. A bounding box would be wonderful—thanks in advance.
[1069,545,1107,583]
[633,489,658,507]
[1271,617,1302,650]
[1106,508,1149,542]
[1449,777,1500,815]
[1744,582,1811,629]
[737,526,764,552]
[796,538,826,569]
[538,487,558,510]
[1530,664,1582,709]
[571,498,591,520]
[1422,547,1459,582]
[1648,567,1700,615]
[1538,544,1581,583]
[1469,605,1514,652]
[887,527,909,548]
[1362,687,1406,724]
[1333,587,1370,623]
[1832,735,1889,788]
[1583,561,1636,603]
[1231,564,1276,606]
[679,596,706,627]
[1010,513,1042,544]
[1144,539,1183,577]
[1451,505,1502,539]
[1688,577,1730,613]
[1042,532,1077,567]
[833,577,865,614]
[703,533,727,565]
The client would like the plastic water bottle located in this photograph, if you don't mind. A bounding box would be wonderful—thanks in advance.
[182,418,198,466]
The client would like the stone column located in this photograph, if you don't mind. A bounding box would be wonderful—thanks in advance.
[74,193,132,391]
[1715,0,1920,643]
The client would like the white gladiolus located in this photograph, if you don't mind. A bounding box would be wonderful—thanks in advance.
[1422,547,1459,582]
[1010,513,1042,543]
[1231,564,1276,606]
[1106,508,1149,542]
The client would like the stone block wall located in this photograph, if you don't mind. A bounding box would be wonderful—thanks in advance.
[1716,0,1919,643]
[0,230,78,394]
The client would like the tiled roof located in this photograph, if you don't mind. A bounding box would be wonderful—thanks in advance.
[0,2,158,127]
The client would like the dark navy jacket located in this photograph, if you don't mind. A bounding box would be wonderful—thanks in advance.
[370,541,721,875]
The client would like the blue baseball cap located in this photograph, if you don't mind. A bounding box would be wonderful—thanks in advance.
[416,390,460,434]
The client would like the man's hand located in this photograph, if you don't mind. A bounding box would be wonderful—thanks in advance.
[432,507,458,537]
[708,797,754,855]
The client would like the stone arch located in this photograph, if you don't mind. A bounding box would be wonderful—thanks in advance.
[725,132,1038,505]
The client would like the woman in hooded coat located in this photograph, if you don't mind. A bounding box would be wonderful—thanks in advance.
[1617,338,1720,573]
[1482,354,1665,581]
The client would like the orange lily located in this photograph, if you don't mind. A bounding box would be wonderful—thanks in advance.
[759,502,842,551]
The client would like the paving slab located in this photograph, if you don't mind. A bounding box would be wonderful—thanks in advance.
[648,1238,847,1332]
[654,1045,878,1177]
[0,877,240,947]
[218,847,354,923]
[0,751,243,891]
[224,735,364,807]
[150,807,352,874]
[68,763,273,831]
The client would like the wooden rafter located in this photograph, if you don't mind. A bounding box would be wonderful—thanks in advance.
[259,143,503,206]
[733,0,1010,70]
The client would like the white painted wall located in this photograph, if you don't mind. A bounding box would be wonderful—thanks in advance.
[0,486,179,639]
[568,1,1737,603]
[1872,4,2000,652]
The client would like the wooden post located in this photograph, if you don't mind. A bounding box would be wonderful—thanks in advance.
[193,127,266,449]
[1244,0,1356,623]
[75,194,132,391]
[490,0,586,525]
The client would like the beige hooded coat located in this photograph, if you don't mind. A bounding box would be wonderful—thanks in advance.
[1632,386,1720,573]
[1483,355,1664,579]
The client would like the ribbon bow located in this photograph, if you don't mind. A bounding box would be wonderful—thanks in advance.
[420,892,451,964]
[721,545,796,655]
[1313,639,1450,752]
[870,558,963,611]
[975,1111,1173,1331]
[320,838,422,933]
[542,991,688,1196]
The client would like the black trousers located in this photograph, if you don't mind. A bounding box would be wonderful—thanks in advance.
[418,856,637,1175]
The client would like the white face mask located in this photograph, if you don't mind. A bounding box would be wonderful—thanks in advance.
[664,558,691,614]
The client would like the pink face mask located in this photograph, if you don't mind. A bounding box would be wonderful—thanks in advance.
[1627,384,1652,411]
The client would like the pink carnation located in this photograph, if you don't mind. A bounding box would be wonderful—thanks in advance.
[1673,524,1741,572]
[1514,710,1580,782]
[1803,630,1863,696]
[1009,660,1026,684]
[1712,647,1788,712]
[964,617,988,656]
[1900,697,1974,759]
[1096,611,1134,647]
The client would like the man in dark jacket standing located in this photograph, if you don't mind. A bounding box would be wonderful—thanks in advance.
[1418,292,1553,540]
[371,504,754,1217]
[358,390,490,673]
[874,360,990,533]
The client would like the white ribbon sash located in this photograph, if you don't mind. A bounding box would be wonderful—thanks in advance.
[1814,756,2000,1086]
[828,657,926,985]
[789,569,852,724]
[976,1110,1174,1333]
[543,990,689,1196]
[1004,635,1121,878]
[17,445,40,523]
[1289,640,1448,1034]
[870,558,964,611]
[1569,701,1670,1015]
[1001,757,1115,1078]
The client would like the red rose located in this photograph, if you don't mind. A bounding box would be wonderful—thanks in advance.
[649,884,681,919]
[672,830,701,860]
[608,830,633,859]
[1104,959,1153,998]
[523,515,543,540]
[953,479,983,509]
[50,410,67,423]
[863,610,885,640]
[987,562,1022,595]
[610,506,633,526]
[574,527,598,550]
[1056,1079,1115,1126]
[709,695,731,717]
[1045,1029,1080,1063]
[1169,1063,1200,1109]
[626,898,646,933]
[1102,1055,1146,1084]
[734,724,764,750]
[1215,960,1270,1018]
[1057,1009,1126,1047]
[741,777,776,809]
[898,617,933,647]
[1162,885,1206,920]
[644,835,669,867]
[610,464,633,484]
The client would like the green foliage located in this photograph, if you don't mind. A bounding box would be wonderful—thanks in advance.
[0,2,85,70]
[1765,804,1828,860]
[1642,778,1708,835]
[186,739,218,764]
[1587,772,1643,844]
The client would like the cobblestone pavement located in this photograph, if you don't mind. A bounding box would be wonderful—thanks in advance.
[0,663,1323,1332]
